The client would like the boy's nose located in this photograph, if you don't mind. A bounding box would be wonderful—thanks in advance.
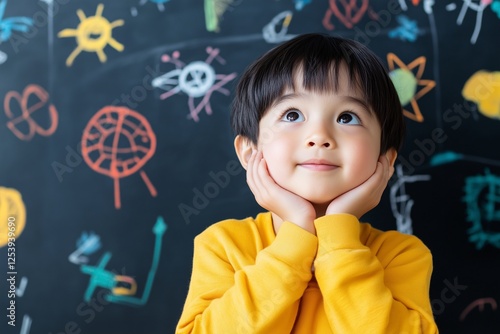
[307,140,332,148]
[305,119,335,148]
[306,133,335,149]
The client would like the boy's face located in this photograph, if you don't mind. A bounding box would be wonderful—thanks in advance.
[256,68,382,206]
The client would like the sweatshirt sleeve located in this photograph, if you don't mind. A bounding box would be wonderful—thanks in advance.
[176,221,318,334]
[313,214,438,334]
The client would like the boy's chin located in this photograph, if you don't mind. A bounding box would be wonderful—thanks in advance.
[278,184,339,205]
[300,192,338,205]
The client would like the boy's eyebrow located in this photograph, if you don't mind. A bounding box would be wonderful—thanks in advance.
[338,96,373,115]
[271,92,302,108]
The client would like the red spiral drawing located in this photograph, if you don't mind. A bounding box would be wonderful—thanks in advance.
[4,84,58,141]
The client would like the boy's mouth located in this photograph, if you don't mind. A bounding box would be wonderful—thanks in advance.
[298,159,338,171]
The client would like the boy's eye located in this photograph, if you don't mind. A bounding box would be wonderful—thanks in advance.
[337,112,361,125]
[281,109,305,122]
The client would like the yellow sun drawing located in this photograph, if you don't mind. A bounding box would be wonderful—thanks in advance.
[58,4,124,67]
[0,187,26,248]
[387,53,435,122]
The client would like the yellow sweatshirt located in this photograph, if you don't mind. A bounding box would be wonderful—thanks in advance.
[176,212,438,333]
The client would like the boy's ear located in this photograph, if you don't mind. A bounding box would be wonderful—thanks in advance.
[384,148,398,178]
[234,135,256,170]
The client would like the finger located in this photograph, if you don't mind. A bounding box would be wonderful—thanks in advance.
[246,149,256,180]
[252,151,265,184]
[385,155,395,179]
[257,152,276,187]
[255,151,276,199]
[252,151,273,201]
[373,156,391,192]
[246,150,259,195]
[361,158,386,193]
[373,156,388,180]
[381,155,391,182]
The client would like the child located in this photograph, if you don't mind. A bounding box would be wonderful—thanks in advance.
[176,33,438,333]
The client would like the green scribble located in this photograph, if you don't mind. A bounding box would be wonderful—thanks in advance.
[463,169,500,249]
[390,68,417,106]
[492,0,500,19]
[106,216,167,306]
[430,151,464,166]
[81,216,167,306]
[81,252,116,302]
[204,0,234,32]
[205,0,217,31]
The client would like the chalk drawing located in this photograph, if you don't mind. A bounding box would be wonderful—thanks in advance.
[152,47,237,121]
[58,4,124,66]
[388,53,436,122]
[0,187,26,248]
[463,169,500,249]
[446,0,494,44]
[390,165,431,234]
[460,297,498,320]
[262,10,294,44]
[80,217,167,306]
[69,231,102,265]
[81,106,157,209]
[3,84,58,141]
[388,15,423,42]
[462,70,500,120]
[322,0,378,30]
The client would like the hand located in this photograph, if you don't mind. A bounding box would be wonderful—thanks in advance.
[325,155,393,219]
[246,150,316,234]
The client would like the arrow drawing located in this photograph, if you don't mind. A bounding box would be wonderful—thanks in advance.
[106,216,167,306]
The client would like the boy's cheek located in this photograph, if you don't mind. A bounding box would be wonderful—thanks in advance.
[257,126,278,146]
[348,161,377,188]
[263,157,289,189]
[263,156,280,180]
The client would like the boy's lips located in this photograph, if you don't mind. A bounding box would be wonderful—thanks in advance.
[298,159,338,171]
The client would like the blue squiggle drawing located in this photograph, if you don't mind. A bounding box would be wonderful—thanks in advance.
[77,231,102,255]
[388,15,422,42]
[141,0,171,11]
[294,0,312,11]
[0,0,33,43]
[492,0,500,19]
[68,231,102,264]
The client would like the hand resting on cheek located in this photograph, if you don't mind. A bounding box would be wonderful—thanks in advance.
[246,150,316,235]
[326,155,393,219]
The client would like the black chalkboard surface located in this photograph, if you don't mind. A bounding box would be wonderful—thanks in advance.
[1,0,500,333]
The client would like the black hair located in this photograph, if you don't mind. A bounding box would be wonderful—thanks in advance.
[230,33,405,153]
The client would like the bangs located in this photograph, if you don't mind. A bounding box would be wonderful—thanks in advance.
[250,35,370,117]
[289,61,364,100]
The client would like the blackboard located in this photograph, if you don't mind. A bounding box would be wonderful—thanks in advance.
[1,0,500,333]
